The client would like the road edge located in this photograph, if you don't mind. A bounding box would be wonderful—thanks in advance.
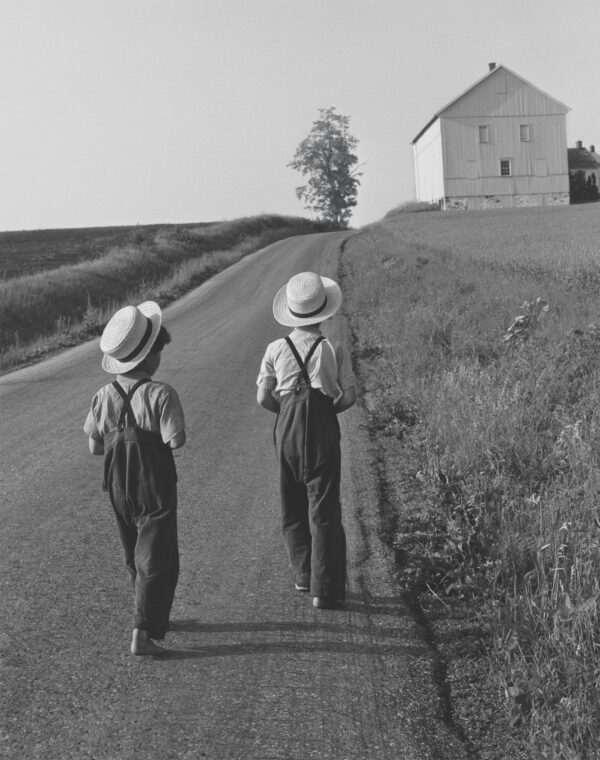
[318,235,472,759]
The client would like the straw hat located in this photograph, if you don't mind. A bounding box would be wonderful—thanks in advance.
[100,301,162,374]
[272,272,342,327]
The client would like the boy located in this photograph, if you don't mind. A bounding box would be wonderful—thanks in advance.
[84,301,186,655]
[257,271,356,609]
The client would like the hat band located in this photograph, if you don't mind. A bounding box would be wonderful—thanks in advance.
[119,316,153,363]
[289,294,328,319]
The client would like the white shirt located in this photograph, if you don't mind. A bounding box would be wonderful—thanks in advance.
[84,371,185,444]
[256,327,355,399]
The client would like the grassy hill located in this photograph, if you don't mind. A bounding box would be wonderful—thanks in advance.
[0,223,209,279]
[341,202,600,759]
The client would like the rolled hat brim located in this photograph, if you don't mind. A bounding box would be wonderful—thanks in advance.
[272,276,342,327]
[101,301,162,374]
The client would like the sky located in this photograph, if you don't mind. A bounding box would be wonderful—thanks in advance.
[1,0,599,231]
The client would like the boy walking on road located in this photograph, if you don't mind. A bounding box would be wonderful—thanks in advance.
[257,272,356,609]
[84,301,186,656]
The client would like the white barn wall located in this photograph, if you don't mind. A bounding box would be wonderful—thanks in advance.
[412,119,444,204]
[442,114,569,195]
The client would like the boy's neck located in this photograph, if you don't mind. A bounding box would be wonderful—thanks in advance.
[118,369,152,381]
[292,324,322,334]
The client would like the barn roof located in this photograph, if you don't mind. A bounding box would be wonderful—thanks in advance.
[411,64,571,144]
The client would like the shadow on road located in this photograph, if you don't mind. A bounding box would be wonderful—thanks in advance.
[154,593,423,661]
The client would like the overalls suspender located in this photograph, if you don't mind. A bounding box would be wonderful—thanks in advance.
[285,336,325,394]
[112,378,151,430]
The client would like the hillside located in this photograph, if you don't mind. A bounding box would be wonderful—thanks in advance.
[340,202,600,759]
[0,223,209,279]
[0,215,329,373]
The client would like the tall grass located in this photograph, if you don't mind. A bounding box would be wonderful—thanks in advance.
[0,215,328,373]
[341,203,600,758]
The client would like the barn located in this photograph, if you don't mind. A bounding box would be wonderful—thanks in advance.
[411,63,571,210]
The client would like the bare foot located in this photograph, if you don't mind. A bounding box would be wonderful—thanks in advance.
[131,628,167,656]
[312,596,335,609]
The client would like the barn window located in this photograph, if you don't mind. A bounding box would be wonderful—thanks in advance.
[500,159,512,176]
[520,124,531,142]
[479,125,490,143]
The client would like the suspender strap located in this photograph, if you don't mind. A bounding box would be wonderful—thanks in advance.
[112,378,151,430]
[285,336,325,389]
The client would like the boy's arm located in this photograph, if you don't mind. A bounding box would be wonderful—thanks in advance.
[334,385,357,414]
[332,339,357,413]
[88,437,104,455]
[84,395,103,454]
[159,386,186,449]
[257,386,280,414]
[257,344,280,413]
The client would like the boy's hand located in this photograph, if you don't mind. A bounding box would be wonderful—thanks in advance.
[168,430,186,449]
[88,437,104,455]
[257,386,280,414]
[334,386,357,414]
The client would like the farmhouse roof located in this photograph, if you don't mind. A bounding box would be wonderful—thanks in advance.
[411,63,571,144]
[568,145,600,171]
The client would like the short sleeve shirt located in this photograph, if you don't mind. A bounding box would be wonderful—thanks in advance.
[256,327,355,399]
[84,372,186,445]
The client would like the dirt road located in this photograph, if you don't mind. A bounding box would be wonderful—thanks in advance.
[0,232,468,759]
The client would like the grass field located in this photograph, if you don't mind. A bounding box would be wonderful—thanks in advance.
[0,223,215,279]
[341,202,600,759]
[0,214,329,373]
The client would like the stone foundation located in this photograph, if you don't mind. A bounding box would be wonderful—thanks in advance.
[444,197,468,210]
[443,192,570,210]
[481,195,504,209]
[545,192,570,206]
[514,194,538,207]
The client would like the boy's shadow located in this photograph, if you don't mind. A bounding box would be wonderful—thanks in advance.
[158,593,418,660]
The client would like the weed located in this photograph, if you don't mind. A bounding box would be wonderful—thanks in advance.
[503,297,549,344]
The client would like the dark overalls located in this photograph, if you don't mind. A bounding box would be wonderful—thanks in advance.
[275,337,346,600]
[102,379,179,640]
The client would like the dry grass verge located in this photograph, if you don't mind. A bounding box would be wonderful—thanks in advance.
[0,215,329,374]
[341,204,600,760]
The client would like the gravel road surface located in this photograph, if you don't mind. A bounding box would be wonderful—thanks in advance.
[0,232,469,759]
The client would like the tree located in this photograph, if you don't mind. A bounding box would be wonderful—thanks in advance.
[288,107,362,228]
[569,170,600,203]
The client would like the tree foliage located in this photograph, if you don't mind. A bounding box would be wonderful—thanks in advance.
[569,169,600,204]
[288,107,362,228]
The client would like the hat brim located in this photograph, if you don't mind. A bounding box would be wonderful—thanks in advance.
[101,301,162,374]
[272,276,342,327]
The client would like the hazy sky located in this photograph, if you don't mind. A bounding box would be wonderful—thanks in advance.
[1,0,598,231]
